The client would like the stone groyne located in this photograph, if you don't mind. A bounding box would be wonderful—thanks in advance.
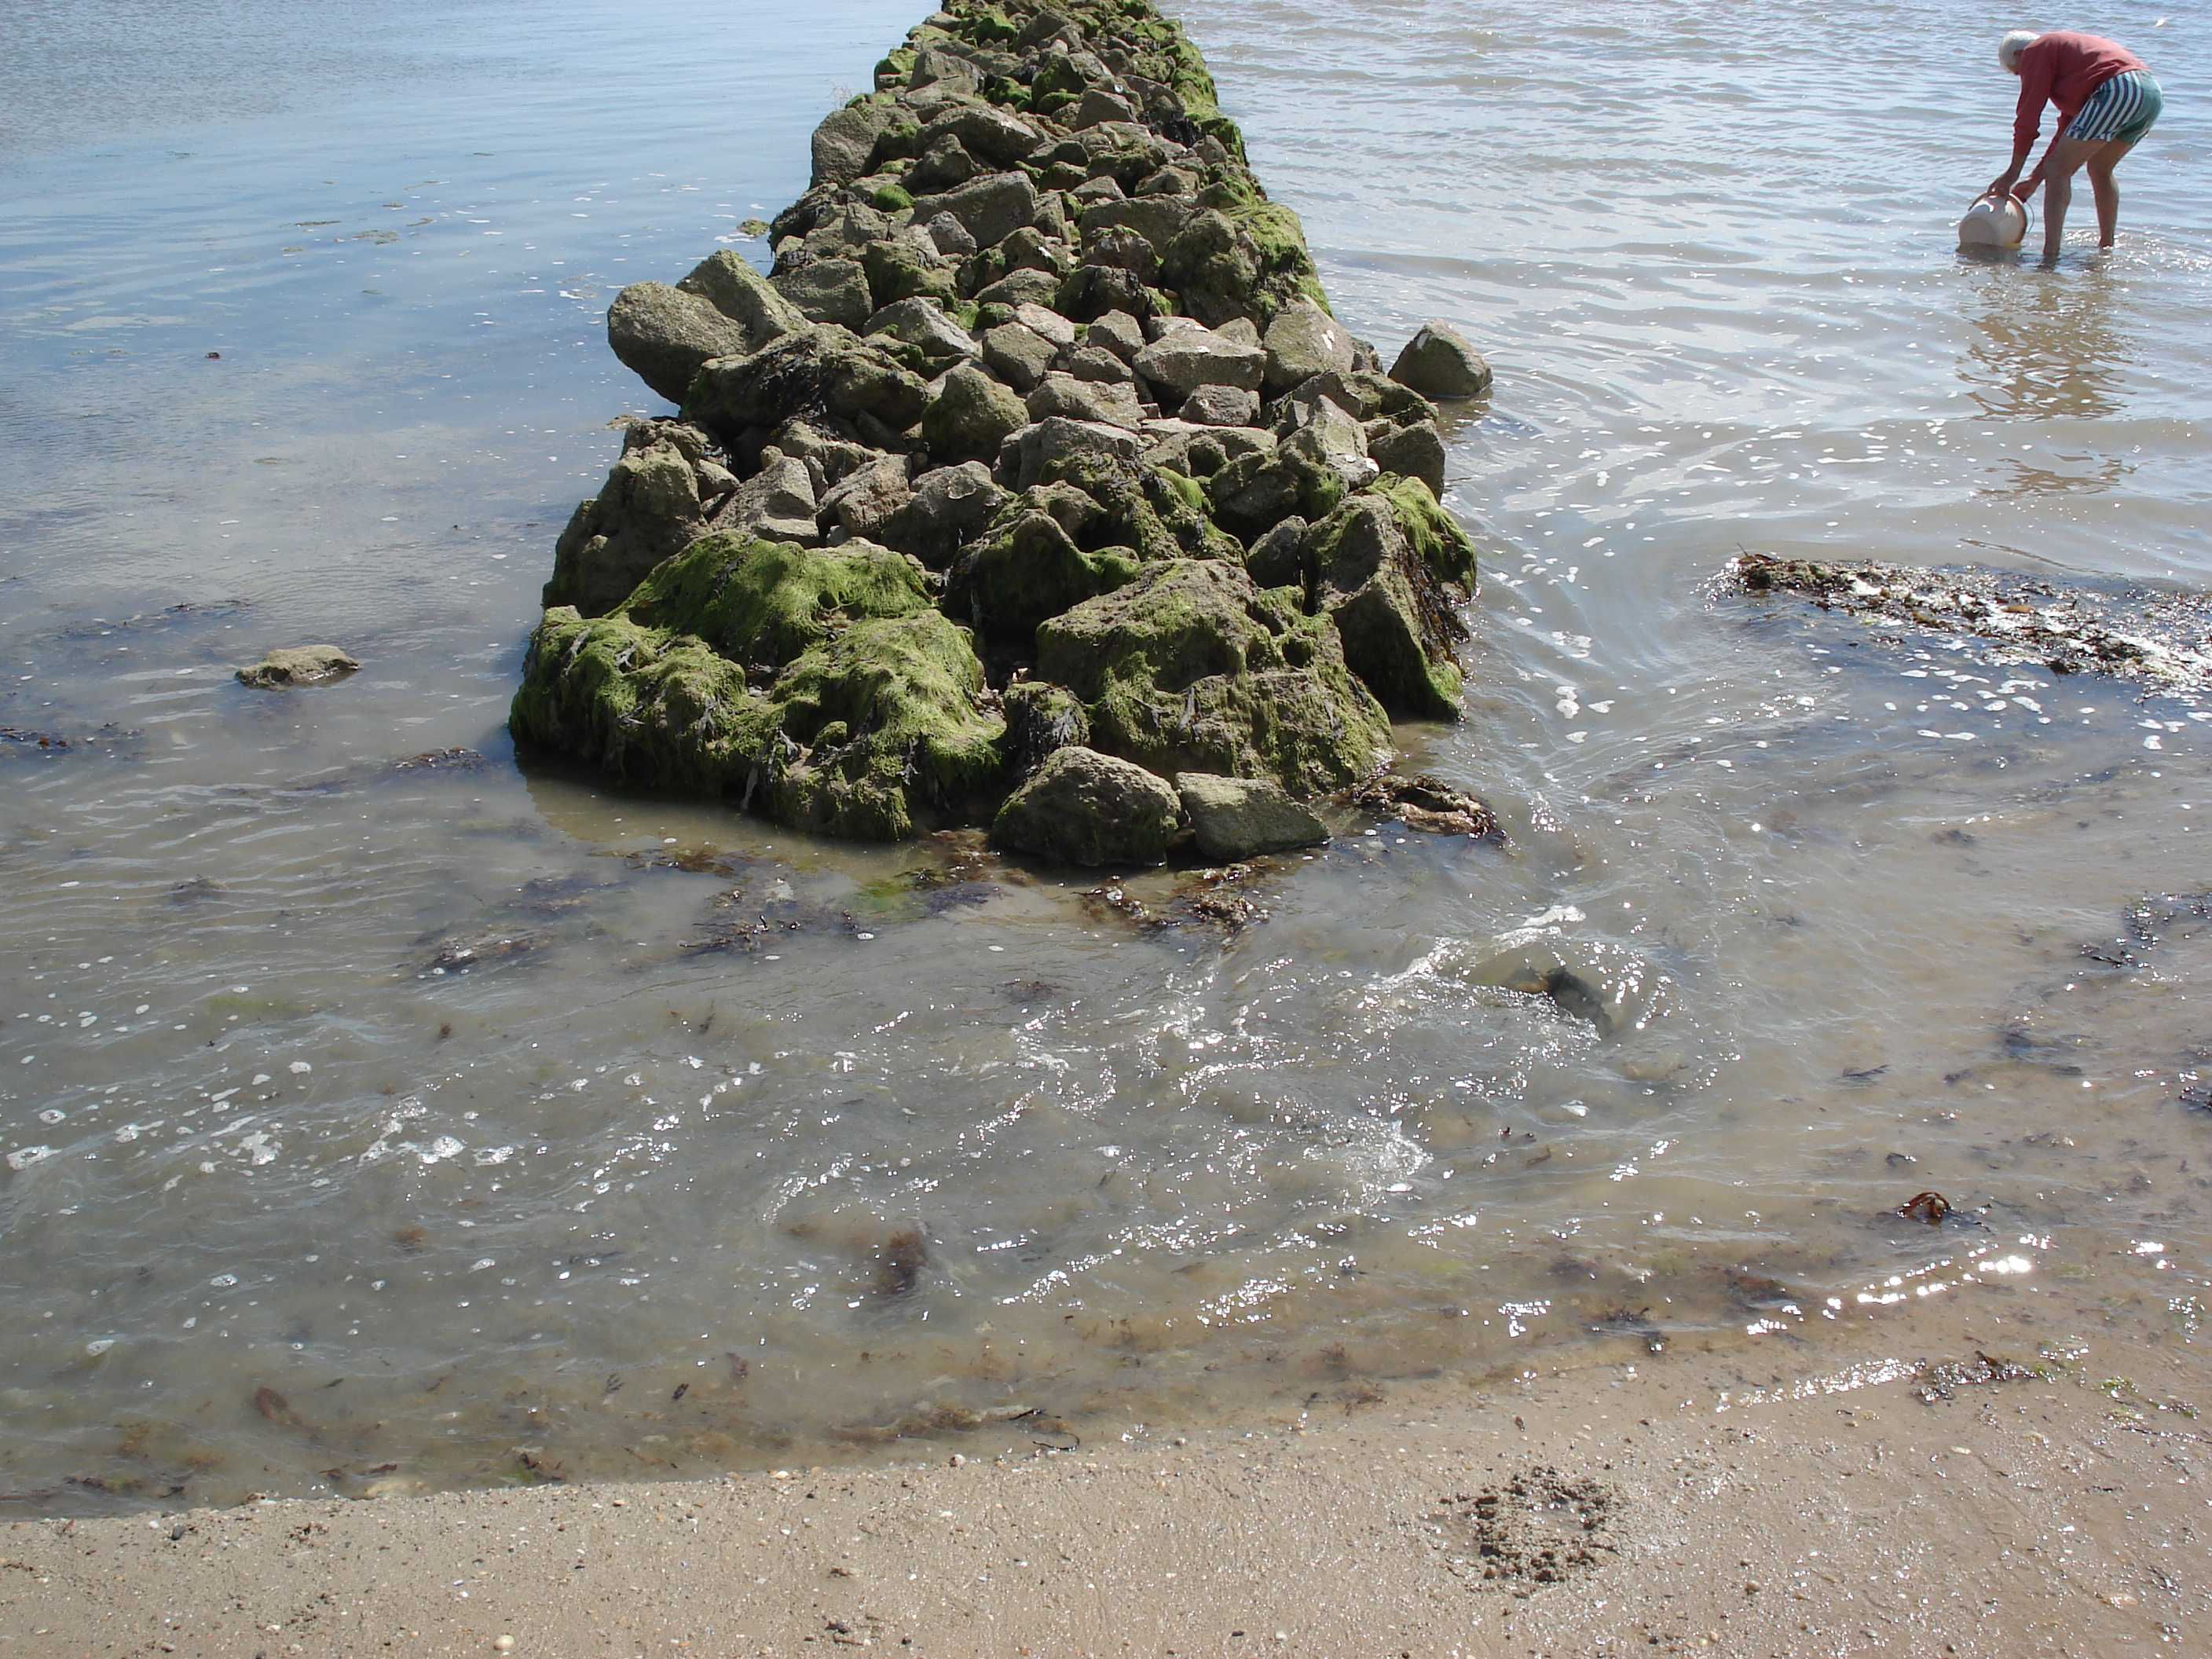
[511,0,1492,863]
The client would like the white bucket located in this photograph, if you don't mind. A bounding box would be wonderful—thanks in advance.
[1957,192,2029,250]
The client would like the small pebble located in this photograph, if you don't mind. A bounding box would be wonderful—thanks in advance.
[493,1638,515,1653]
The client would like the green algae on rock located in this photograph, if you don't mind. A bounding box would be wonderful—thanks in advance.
[512,0,1493,855]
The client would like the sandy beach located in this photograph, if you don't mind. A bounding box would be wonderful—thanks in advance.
[7,1286,2205,1657]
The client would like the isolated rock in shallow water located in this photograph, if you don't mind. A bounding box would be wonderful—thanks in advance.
[990,745,1181,867]
[1443,934,1662,1038]
[606,281,753,405]
[1388,320,1492,400]
[1177,771,1326,860]
[236,644,360,687]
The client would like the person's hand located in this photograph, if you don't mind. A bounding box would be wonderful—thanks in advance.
[1987,171,2020,200]
[2011,173,2039,202]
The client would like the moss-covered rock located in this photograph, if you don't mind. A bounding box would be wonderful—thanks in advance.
[687,328,929,442]
[513,537,1003,840]
[1035,558,1390,793]
[920,361,1028,464]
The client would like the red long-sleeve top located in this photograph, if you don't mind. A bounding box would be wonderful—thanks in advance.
[2012,31,2146,156]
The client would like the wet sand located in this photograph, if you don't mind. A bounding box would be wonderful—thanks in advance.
[8,1290,2204,1657]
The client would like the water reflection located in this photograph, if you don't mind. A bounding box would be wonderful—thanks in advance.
[1958,265,2132,424]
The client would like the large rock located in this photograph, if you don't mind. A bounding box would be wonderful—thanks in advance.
[237,644,359,687]
[543,432,709,615]
[1177,771,1327,860]
[918,104,1039,167]
[1262,298,1356,397]
[1306,495,1465,720]
[1181,383,1258,427]
[1367,420,1447,498]
[911,171,1038,251]
[811,102,899,188]
[921,362,1029,464]
[945,504,1142,646]
[1132,323,1265,400]
[881,461,1006,565]
[819,453,913,540]
[711,451,821,547]
[989,745,1181,867]
[1281,399,1377,491]
[606,282,750,405]
[1035,558,1392,795]
[1003,416,1147,490]
[981,321,1057,392]
[513,536,1003,841]
[771,258,874,331]
[1387,321,1492,399]
[1079,195,1196,258]
[687,329,929,441]
[864,295,979,364]
[677,251,811,346]
[1024,371,1144,430]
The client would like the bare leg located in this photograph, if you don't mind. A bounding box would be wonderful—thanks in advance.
[2035,134,2103,259]
[2086,138,2137,246]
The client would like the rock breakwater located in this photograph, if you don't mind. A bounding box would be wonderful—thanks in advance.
[511,0,1489,855]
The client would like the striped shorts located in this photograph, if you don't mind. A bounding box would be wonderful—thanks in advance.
[2067,68,2163,145]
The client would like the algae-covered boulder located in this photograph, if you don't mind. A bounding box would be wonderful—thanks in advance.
[1305,494,1467,721]
[1177,771,1327,860]
[236,644,359,687]
[990,745,1181,867]
[687,328,929,440]
[676,251,811,348]
[1035,558,1391,794]
[514,535,1003,840]
[921,361,1029,463]
[544,430,711,616]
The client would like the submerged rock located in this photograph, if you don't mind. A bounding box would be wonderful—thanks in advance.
[237,644,360,687]
[511,0,1496,851]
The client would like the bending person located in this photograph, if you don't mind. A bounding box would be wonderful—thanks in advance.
[1989,29,2162,258]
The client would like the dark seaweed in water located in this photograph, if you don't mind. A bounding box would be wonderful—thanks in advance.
[1914,1351,2037,1402]
[1345,772,1502,839]
[1724,552,2212,692]
[872,1227,929,1298]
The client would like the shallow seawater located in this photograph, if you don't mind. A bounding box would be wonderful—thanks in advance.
[2,0,2209,1508]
